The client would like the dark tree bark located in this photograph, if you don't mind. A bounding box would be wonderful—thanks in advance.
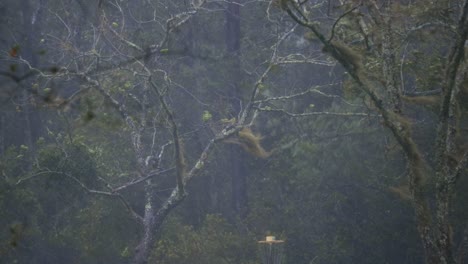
[225,0,249,219]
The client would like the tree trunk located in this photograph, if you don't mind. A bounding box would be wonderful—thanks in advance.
[225,0,249,219]
[282,0,468,262]
[132,184,186,264]
[133,190,156,264]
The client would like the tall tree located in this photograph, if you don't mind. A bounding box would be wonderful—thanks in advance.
[6,0,455,263]
[1,1,310,263]
[280,0,468,263]
[225,0,250,219]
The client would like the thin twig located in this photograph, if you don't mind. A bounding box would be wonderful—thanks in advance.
[328,3,362,43]
[254,106,379,118]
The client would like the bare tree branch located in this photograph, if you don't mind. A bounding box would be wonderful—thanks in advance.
[254,106,378,118]
[112,167,175,193]
[328,3,362,43]
[149,78,186,195]
[17,168,144,223]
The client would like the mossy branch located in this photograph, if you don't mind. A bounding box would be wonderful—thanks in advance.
[224,127,271,158]
[150,78,186,196]
[436,0,468,168]
[328,3,362,43]
[284,0,430,229]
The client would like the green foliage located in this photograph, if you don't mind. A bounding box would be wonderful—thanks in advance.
[152,215,257,264]
[258,83,266,90]
[245,115,421,264]
[1,0,461,263]
[202,110,213,122]
[0,137,140,263]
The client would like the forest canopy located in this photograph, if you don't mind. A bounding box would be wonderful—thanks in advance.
[1,0,468,264]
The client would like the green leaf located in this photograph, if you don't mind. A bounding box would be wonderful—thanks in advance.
[195,161,204,169]
[202,111,212,122]
[121,247,130,257]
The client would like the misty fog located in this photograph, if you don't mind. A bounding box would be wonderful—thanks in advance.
[1,1,468,263]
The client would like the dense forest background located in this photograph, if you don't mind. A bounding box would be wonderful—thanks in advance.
[1,0,468,263]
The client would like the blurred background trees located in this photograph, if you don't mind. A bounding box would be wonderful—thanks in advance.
[1,0,467,263]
